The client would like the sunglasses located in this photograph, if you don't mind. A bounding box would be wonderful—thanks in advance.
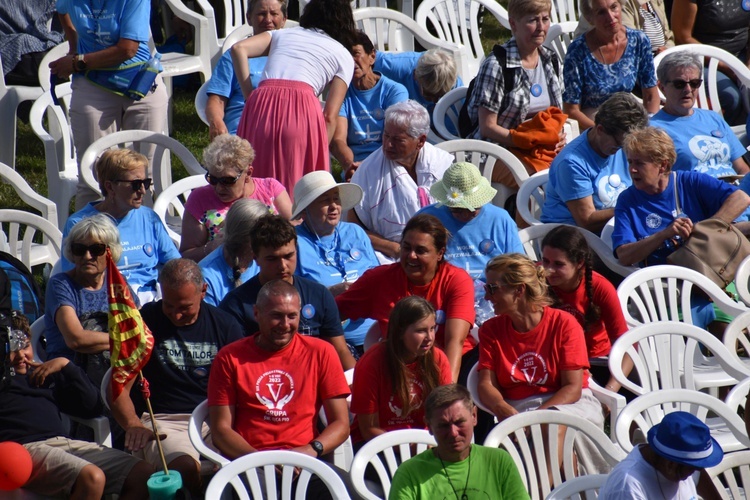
[205,172,243,186]
[483,283,501,295]
[668,79,703,90]
[71,243,107,257]
[113,178,152,191]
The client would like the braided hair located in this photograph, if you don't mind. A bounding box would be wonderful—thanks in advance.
[541,226,601,332]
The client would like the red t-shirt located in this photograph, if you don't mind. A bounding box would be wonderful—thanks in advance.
[349,343,452,443]
[335,262,476,354]
[550,271,628,358]
[478,307,590,400]
[207,333,350,450]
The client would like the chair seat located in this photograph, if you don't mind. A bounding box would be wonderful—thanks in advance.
[160,53,207,77]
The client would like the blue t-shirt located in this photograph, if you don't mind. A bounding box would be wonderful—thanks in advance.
[541,130,631,224]
[339,73,408,161]
[218,275,344,338]
[199,245,259,307]
[295,222,379,346]
[650,109,745,178]
[62,204,181,290]
[205,50,268,135]
[56,0,151,67]
[44,273,109,360]
[373,51,463,114]
[417,204,524,279]
[563,28,656,109]
[612,171,737,265]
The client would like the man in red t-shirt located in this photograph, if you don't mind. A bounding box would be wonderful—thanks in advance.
[208,280,350,462]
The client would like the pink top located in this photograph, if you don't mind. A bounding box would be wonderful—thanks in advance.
[184,177,284,241]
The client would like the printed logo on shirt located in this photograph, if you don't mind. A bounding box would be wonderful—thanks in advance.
[646,213,662,229]
[387,379,424,423]
[157,340,218,371]
[435,309,446,325]
[688,135,732,174]
[744,0,750,11]
[143,243,154,257]
[302,304,316,319]
[596,173,626,208]
[510,352,549,386]
[479,239,495,255]
[350,248,362,261]
[256,369,295,422]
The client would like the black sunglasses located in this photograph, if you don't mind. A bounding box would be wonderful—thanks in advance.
[668,79,703,90]
[205,172,243,186]
[71,243,107,257]
[483,283,501,295]
[113,178,152,191]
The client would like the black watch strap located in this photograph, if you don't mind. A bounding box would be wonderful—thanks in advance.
[310,440,324,458]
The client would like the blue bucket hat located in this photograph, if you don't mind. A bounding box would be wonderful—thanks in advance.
[647,411,723,468]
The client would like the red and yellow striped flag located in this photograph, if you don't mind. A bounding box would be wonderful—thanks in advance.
[107,249,154,401]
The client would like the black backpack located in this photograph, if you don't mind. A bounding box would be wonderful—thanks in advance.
[457,45,561,138]
[0,252,43,323]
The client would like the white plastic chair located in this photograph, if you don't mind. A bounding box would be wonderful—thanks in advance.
[349,429,436,500]
[152,174,209,246]
[0,161,58,228]
[204,449,350,499]
[317,369,355,472]
[194,81,210,128]
[415,0,512,80]
[436,139,530,209]
[29,82,78,228]
[608,321,750,397]
[550,0,581,23]
[654,45,750,118]
[599,217,615,250]
[79,130,205,200]
[432,86,466,141]
[518,223,637,279]
[543,21,578,63]
[484,410,626,500]
[516,170,549,226]
[613,388,750,454]
[735,255,750,308]
[545,474,609,500]
[0,54,44,169]
[0,210,62,272]
[160,0,216,76]
[189,400,231,467]
[723,311,750,375]
[37,42,69,92]
[706,449,750,500]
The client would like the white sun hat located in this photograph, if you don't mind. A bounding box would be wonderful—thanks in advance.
[292,171,363,219]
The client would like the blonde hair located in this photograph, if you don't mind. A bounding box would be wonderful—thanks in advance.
[414,49,458,100]
[508,0,551,21]
[203,134,256,176]
[622,127,677,172]
[96,149,148,196]
[485,253,552,310]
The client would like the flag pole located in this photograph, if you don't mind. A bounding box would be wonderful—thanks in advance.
[138,371,170,476]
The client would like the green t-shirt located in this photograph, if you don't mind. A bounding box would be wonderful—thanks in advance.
[388,445,530,500]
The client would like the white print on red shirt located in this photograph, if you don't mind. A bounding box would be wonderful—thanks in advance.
[256,369,295,422]
[387,379,424,422]
[510,352,549,386]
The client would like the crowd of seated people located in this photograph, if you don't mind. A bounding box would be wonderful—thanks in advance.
[15,0,750,495]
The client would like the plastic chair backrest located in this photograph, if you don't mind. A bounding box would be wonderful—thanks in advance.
[152,174,209,246]
[546,474,609,500]
[516,170,548,226]
[189,400,231,467]
[433,86,467,141]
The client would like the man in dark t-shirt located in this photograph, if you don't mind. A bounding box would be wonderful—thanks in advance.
[111,258,243,495]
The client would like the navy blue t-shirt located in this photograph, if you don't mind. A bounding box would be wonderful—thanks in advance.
[134,301,244,415]
[218,276,344,338]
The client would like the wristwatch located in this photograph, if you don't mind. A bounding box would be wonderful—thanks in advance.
[310,440,324,458]
[74,54,87,73]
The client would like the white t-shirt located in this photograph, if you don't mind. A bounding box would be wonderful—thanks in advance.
[599,446,699,500]
[262,27,354,95]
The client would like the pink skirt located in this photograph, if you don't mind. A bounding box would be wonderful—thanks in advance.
[236,79,329,200]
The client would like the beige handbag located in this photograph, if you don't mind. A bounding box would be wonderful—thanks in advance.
[666,173,750,290]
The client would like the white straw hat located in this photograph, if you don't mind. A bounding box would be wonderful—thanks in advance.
[292,171,363,219]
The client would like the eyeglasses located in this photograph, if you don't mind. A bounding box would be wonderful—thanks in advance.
[205,172,243,186]
[113,178,152,191]
[70,243,107,257]
[667,79,703,90]
[483,283,501,295]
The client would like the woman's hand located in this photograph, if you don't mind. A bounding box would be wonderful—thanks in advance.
[668,216,693,241]
[328,281,352,297]
[49,54,76,80]
[29,357,70,386]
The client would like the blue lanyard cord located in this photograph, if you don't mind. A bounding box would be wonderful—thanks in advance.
[305,218,348,280]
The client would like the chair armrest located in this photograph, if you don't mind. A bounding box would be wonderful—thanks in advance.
[588,379,626,442]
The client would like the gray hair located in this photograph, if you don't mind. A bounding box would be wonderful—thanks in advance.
[580,0,621,24]
[595,92,649,136]
[224,198,269,259]
[384,100,431,138]
[248,0,288,18]
[657,51,703,83]
[203,134,256,176]
[64,213,122,262]
[414,49,458,99]
[256,279,300,309]
[159,258,204,290]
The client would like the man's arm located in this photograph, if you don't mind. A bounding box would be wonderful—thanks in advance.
[714,190,750,223]
[566,197,614,233]
[111,377,159,452]
[205,94,230,140]
[291,396,350,458]
[209,405,258,460]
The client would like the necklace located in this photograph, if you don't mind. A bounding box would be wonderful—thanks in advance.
[438,448,472,500]
[597,32,621,66]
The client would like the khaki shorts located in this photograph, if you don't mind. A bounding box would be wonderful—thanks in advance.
[138,413,213,466]
[23,437,141,497]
